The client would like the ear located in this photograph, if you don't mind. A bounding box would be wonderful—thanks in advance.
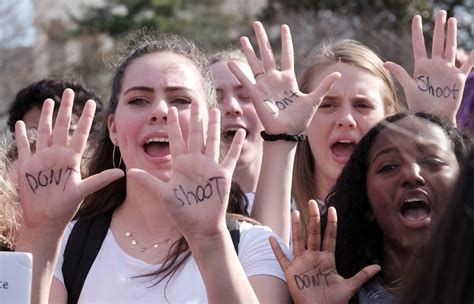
[108,114,117,144]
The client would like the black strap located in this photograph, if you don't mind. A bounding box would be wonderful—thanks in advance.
[63,210,113,304]
[226,217,240,254]
[63,212,240,303]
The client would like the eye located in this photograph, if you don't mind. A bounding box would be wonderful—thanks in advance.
[422,158,445,168]
[355,103,370,109]
[238,94,251,102]
[170,97,192,106]
[377,163,399,173]
[128,97,149,106]
[319,102,335,108]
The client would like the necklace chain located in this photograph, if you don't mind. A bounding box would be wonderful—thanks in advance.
[124,231,172,252]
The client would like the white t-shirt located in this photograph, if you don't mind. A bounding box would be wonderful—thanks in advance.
[54,220,288,303]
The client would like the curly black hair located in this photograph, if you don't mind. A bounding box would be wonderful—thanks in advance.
[7,76,103,133]
[326,112,471,299]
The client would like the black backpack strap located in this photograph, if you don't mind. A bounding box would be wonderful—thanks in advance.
[226,217,240,254]
[62,210,113,304]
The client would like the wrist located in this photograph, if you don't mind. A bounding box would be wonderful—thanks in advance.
[186,228,231,256]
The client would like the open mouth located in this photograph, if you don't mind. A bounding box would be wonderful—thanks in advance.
[399,197,431,222]
[331,140,356,159]
[222,127,248,142]
[143,137,170,158]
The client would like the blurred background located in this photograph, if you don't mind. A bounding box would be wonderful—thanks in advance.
[0,0,472,129]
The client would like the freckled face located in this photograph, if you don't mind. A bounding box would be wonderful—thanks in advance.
[108,52,208,181]
[211,60,263,168]
[366,117,459,251]
[306,63,389,197]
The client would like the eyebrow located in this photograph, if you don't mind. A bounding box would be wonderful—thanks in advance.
[123,86,197,95]
[124,86,154,95]
[164,86,197,95]
[371,147,399,163]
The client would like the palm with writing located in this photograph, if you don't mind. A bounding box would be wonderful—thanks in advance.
[270,201,380,304]
[384,10,474,124]
[229,22,340,135]
[15,89,124,231]
[127,102,244,241]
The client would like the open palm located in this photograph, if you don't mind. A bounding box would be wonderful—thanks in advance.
[270,201,380,304]
[229,22,340,136]
[127,102,244,240]
[15,89,124,230]
[385,10,473,124]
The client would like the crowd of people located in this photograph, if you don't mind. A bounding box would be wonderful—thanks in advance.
[1,9,473,304]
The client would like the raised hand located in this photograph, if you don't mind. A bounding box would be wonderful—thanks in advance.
[384,10,474,124]
[127,101,244,240]
[270,201,380,304]
[228,22,340,135]
[15,89,124,231]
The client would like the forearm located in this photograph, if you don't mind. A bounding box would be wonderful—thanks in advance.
[188,230,259,304]
[15,225,64,304]
[251,140,296,244]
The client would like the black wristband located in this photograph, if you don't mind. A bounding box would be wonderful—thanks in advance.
[260,131,306,142]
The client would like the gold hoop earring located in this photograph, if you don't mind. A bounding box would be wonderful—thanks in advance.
[112,142,122,169]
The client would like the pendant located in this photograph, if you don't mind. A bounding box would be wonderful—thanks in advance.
[125,231,132,237]
[131,240,137,245]
[153,244,159,248]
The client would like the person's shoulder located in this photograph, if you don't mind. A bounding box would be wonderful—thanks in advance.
[238,220,284,246]
[239,220,271,234]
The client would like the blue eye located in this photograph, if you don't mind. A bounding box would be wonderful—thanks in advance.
[238,95,251,101]
[170,97,192,105]
[319,102,335,108]
[422,158,444,168]
[355,103,370,109]
[129,97,149,105]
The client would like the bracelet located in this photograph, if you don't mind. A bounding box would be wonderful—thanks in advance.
[260,131,306,142]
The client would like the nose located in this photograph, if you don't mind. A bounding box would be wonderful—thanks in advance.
[148,100,168,124]
[336,105,356,128]
[222,94,243,117]
[401,162,425,187]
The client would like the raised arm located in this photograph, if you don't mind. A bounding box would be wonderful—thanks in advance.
[384,10,473,124]
[128,101,289,303]
[14,89,124,304]
[229,22,340,244]
[270,201,380,304]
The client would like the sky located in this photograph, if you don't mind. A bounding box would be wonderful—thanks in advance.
[0,0,36,48]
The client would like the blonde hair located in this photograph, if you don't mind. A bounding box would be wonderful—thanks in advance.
[292,39,399,242]
[0,134,22,250]
[208,48,247,65]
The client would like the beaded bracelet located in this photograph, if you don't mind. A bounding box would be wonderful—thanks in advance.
[260,131,306,142]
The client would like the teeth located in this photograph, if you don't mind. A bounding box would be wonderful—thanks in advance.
[338,140,354,144]
[146,137,169,144]
[403,197,425,203]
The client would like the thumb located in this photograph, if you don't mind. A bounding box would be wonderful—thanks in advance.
[307,72,341,108]
[346,264,381,295]
[126,168,166,194]
[384,61,412,88]
[269,236,290,271]
[459,50,474,75]
[79,168,124,199]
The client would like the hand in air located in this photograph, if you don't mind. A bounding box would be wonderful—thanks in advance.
[384,10,474,124]
[15,89,124,231]
[270,200,380,304]
[229,22,340,135]
[127,102,244,240]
